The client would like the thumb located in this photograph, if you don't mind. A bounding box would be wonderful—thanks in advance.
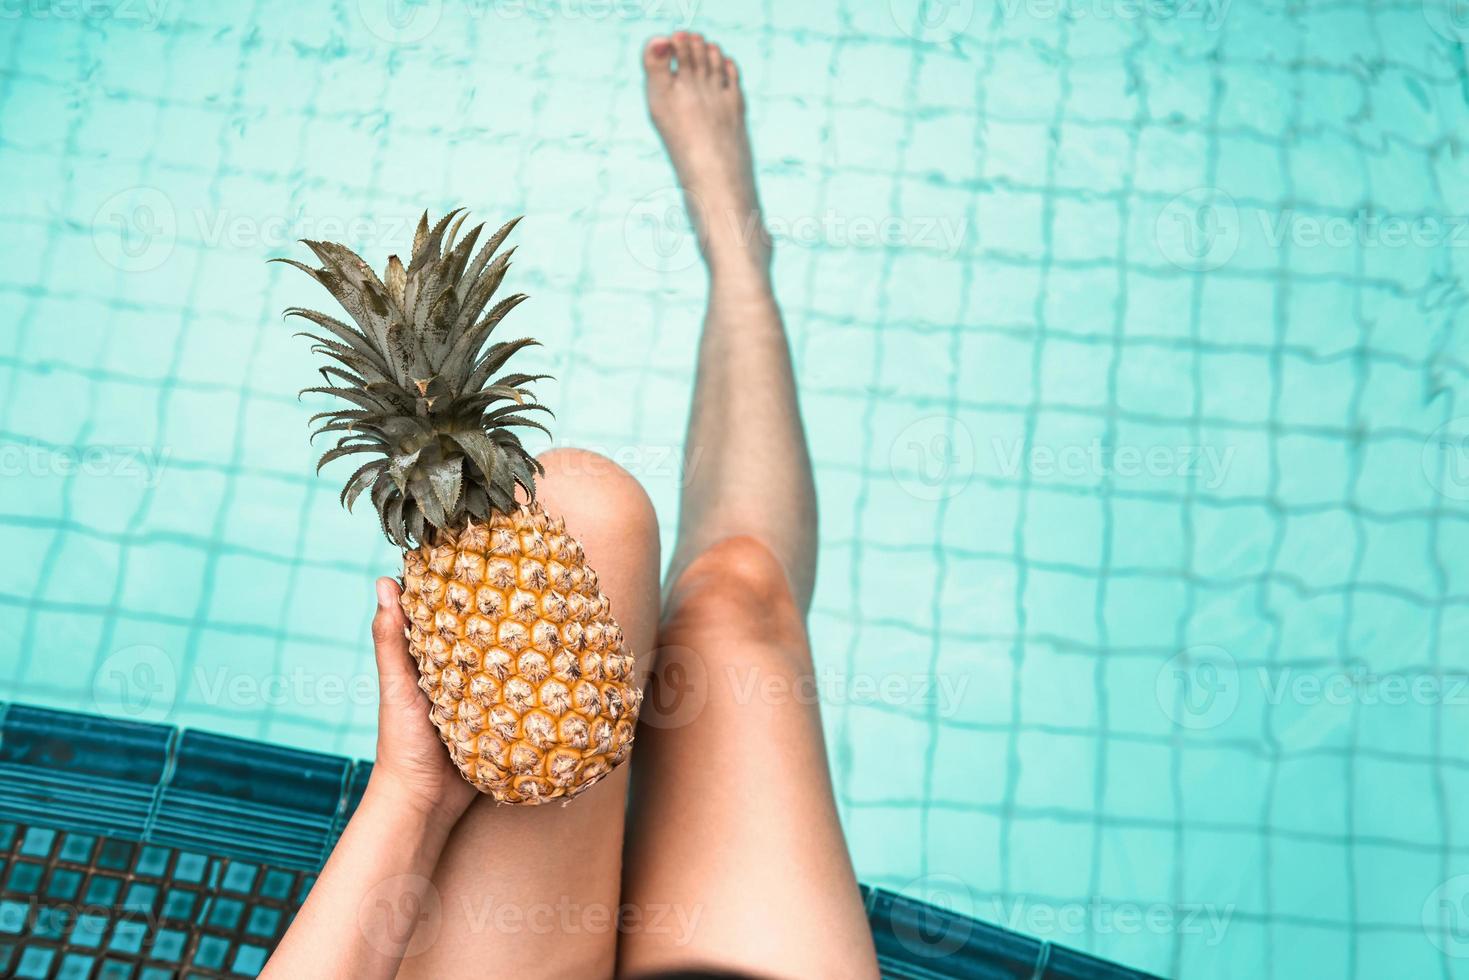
[372,578,419,710]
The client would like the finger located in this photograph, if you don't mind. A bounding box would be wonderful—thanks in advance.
[372,578,419,709]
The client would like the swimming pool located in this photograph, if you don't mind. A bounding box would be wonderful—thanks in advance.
[1,0,1466,975]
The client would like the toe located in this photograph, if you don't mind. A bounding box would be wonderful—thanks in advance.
[724,55,740,91]
[707,43,726,84]
[685,32,708,75]
[671,31,694,76]
[643,36,674,88]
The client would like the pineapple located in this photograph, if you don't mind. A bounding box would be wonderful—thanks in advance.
[277,209,640,805]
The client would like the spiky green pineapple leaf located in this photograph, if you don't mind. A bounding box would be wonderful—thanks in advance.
[387,449,422,492]
[426,457,463,516]
[317,441,382,473]
[280,208,551,547]
[341,459,387,510]
[449,431,503,486]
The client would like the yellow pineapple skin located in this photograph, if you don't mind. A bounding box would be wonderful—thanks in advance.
[399,503,641,805]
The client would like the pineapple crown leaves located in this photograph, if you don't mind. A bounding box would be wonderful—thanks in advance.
[274,209,552,548]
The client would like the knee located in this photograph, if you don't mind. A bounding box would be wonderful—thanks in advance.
[666,536,803,642]
[536,447,658,541]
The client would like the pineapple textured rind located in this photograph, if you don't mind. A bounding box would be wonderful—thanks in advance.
[400,502,641,805]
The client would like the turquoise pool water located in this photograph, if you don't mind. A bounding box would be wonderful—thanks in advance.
[2,1,1468,976]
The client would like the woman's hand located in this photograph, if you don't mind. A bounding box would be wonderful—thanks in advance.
[262,581,476,979]
[370,578,477,827]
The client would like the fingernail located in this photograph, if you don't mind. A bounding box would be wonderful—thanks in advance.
[376,579,395,609]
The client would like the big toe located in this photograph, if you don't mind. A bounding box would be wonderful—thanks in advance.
[643,36,674,89]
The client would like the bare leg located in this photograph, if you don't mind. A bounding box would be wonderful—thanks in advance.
[644,31,818,613]
[399,448,659,979]
[618,34,877,979]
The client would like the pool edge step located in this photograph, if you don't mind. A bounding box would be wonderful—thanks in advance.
[0,701,1166,980]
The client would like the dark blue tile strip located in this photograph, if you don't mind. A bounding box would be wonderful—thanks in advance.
[1044,944,1163,980]
[152,727,353,866]
[333,760,375,848]
[0,703,1164,980]
[0,702,173,840]
[866,884,1039,980]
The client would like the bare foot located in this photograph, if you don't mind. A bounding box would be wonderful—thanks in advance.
[643,32,771,281]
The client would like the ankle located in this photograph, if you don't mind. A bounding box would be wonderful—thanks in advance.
[703,221,772,286]
[707,257,774,305]
[695,201,770,269]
